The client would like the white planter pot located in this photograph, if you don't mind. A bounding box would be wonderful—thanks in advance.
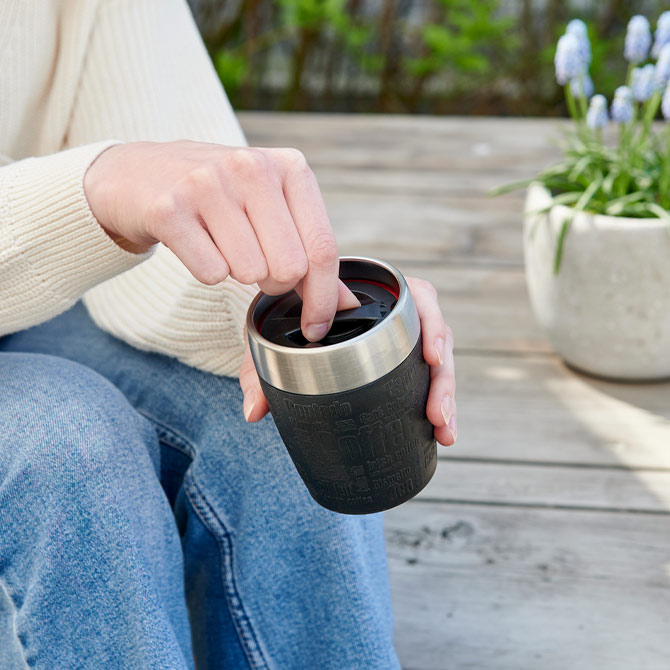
[524,183,670,380]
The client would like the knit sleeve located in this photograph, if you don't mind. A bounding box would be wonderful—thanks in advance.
[71,0,258,377]
[0,140,152,337]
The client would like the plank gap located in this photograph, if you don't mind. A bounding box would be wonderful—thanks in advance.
[437,455,670,474]
[386,258,525,270]
[411,497,670,517]
[453,347,556,359]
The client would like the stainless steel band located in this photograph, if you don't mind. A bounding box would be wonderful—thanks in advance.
[246,256,421,395]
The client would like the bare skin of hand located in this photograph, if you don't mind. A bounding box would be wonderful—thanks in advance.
[240,277,458,446]
[84,141,360,340]
[84,141,456,445]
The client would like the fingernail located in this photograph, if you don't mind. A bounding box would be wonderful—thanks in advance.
[440,395,453,427]
[434,338,444,366]
[448,415,458,442]
[304,322,328,342]
[243,389,257,422]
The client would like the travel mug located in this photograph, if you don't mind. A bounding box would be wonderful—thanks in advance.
[246,256,437,514]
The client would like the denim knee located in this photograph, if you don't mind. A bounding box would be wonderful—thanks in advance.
[0,353,195,670]
[0,352,159,502]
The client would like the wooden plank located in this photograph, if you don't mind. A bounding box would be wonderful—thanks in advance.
[391,264,550,353]
[443,353,670,469]
[239,112,564,173]
[385,502,670,670]
[311,165,527,197]
[242,113,546,267]
[325,190,525,266]
[417,460,670,512]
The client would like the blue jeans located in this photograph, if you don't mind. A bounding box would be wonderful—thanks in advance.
[0,303,399,670]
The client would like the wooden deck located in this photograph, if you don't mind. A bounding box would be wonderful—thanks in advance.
[239,113,670,670]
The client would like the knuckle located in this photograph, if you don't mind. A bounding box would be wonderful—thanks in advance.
[233,260,269,285]
[308,233,338,267]
[421,279,438,297]
[184,165,218,194]
[272,255,308,284]
[229,147,270,177]
[195,264,229,286]
[444,325,454,347]
[146,192,179,228]
[282,147,309,172]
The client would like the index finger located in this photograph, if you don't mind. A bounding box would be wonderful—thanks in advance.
[274,149,341,342]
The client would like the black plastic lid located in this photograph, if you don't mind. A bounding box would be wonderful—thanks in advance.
[258,279,398,348]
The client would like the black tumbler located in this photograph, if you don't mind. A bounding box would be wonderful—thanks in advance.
[246,256,437,514]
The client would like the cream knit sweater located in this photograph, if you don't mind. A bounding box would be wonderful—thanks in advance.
[0,0,258,376]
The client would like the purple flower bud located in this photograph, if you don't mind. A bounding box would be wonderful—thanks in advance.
[566,19,591,66]
[652,11,670,58]
[662,82,670,121]
[586,94,608,129]
[631,64,656,101]
[555,33,584,85]
[566,18,588,36]
[611,86,634,123]
[655,44,670,89]
[625,15,652,63]
[570,72,594,99]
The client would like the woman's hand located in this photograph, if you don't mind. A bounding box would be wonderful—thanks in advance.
[239,276,457,446]
[84,141,358,341]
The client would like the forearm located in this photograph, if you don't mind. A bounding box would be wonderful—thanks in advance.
[0,142,151,336]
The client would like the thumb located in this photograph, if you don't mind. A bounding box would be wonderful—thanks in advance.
[239,333,270,422]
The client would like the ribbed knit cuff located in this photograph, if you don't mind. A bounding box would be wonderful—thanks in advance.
[3,141,152,306]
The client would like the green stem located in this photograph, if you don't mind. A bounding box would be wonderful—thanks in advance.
[576,74,588,118]
[625,62,634,87]
[564,83,580,121]
[616,99,646,197]
[639,90,662,147]
[618,105,637,197]
[661,125,670,209]
[565,83,588,142]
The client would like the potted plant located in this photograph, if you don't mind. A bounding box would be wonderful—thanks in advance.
[498,14,670,381]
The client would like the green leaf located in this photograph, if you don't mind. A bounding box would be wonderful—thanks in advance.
[553,217,571,275]
[488,178,533,196]
[553,174,603,274]
[604,191,649,215]
[567,156,592,182]
[551,191,582,206]
[644,202,670,221]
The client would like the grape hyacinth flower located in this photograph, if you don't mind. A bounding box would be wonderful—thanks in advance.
[625,15,652,63]
[655,43,670,90]
[566,19,591,66]
[555,33,583,85]
[631,64,656,101]
[586,94,608,129]
[662,82,670,121]
[652,11,670,58]
[570,72,594,99]
[611,86,634,123]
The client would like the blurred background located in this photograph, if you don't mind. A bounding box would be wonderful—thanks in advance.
[188,0,668,116]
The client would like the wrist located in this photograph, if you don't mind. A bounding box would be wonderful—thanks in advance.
[84,143,120,230]
[84,143,153,255]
